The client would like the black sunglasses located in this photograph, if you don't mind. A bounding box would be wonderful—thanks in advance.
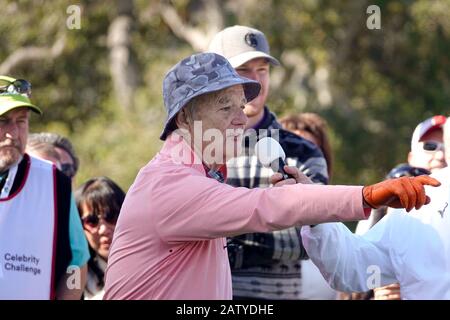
[82,211,118,228]
[0,79,32,98]
[60,163,76,179]
[421,141,444,153]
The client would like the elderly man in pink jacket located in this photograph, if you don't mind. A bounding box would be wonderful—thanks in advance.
[103,52,439,300]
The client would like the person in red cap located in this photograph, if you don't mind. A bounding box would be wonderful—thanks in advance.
[346,115,447,300]
[409,115,447,173]
[302,117,450,299]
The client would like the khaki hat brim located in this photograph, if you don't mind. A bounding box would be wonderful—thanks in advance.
[227,51,280,68]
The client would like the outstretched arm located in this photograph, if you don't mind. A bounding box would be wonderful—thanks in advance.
[301,222,397,293]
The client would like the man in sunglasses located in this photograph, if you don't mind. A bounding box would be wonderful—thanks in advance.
[354,115,448,299]
[302,117,450,299]
[0,75,90,300]
[26,132,79,181]
[356,116,447,236]
[408,115,447,173]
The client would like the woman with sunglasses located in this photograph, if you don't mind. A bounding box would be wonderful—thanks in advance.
[75,177,125,300]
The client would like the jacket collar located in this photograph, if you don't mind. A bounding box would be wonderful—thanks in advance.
[252,106,282,131]
[161,132,227,181]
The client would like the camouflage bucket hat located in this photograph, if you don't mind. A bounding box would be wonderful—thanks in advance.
[160,52,261,140]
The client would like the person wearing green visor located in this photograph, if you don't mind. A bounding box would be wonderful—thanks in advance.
[0,76,90,300]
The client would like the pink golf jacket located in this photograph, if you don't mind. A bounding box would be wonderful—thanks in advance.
[103,133,368,300]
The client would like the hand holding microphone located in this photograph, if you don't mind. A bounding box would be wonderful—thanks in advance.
[255,137,312,186]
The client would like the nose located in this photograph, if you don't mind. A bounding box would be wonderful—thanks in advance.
[433,150,445,161]
[97,221,110,236]
[5,122,20,139]
[244,69,260,82]
[232,108,248,127]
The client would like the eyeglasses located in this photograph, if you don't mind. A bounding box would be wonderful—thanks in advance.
[60,163,75,179]
[418,140,444,153]
[0,79,32,98]
[81,211,118,228]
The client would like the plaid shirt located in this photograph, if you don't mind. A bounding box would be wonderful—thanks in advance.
[226,107,328,299]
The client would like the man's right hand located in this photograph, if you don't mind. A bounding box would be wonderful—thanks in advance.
[270,166,313,187]
[363,176,441,212]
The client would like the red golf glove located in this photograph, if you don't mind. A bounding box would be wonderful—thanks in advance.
[363,176,441,212]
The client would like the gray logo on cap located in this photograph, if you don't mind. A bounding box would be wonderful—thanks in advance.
[245,33,258,48]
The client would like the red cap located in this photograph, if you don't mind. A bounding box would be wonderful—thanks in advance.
[411,115,447,150]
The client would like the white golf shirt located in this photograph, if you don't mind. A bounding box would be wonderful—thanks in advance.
[301,167,450,299]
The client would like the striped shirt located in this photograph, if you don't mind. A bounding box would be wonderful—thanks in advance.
[227,107,328,299]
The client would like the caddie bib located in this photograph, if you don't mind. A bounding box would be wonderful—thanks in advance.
[0,156,57,299]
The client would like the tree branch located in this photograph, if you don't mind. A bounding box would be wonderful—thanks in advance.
[107,0,140,110]
[159,0,223,52]
[0,36,66,74]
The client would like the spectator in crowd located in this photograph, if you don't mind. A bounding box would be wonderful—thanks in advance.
[408,115,447,173]
[208,25,328,300]
[0,75,89,299]
[75,177,125,300]
[103,53,438,300]
[26,133,63,170]
[280,112,336,299]
[280,113,333,179]
[301,118,450,299]
[24,132,79,181]
[353,115,447,300]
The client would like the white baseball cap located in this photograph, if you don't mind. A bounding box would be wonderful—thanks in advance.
[208,25,280,68]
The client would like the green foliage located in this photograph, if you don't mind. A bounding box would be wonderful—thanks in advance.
[1,0,449,191]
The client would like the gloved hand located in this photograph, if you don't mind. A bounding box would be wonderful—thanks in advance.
[363,176,441,212]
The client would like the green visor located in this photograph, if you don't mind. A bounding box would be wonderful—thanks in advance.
[0,93,42,116]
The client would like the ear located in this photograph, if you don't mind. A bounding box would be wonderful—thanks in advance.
[175,109,190,130]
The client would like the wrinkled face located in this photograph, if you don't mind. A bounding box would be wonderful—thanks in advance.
[80,202,117,260]
[180,85,248,165]
[0,108,29,172]
[409,129,446,172]
[235,58,270,120]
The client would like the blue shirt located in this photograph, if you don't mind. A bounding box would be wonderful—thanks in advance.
[69,194,90,266]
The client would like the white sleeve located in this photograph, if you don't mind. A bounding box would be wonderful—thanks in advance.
[301,220,398,293]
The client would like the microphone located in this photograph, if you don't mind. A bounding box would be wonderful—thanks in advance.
[254,137,296,181]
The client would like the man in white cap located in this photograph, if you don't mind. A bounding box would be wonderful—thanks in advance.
[0,76,89,299]
[208,25,329,300]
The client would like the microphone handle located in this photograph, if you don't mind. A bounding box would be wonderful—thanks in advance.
[272,158,296,180]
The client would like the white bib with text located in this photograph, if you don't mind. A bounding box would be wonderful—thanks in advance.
[0,157,56,299]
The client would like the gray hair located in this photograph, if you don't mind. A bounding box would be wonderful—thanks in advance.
[27,132,80,174]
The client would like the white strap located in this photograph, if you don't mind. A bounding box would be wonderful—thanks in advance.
[0,163,18,199]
